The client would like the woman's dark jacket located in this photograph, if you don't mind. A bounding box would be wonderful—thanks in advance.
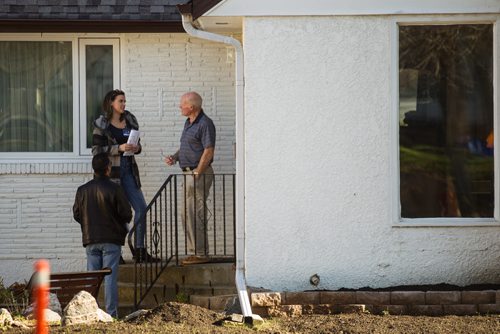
[73,175,131,247]
[92,110,142,188]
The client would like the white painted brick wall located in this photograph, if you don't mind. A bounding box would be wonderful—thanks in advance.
[121,33,236,202]
[0,33,235,285]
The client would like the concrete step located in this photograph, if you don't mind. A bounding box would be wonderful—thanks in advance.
[117,262,235,287]
[117,303,137,318]
[98,262,237,309]
[190,294,239,311]
[107,282,236,305]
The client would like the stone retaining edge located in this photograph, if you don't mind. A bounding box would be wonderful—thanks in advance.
[249,291,500,317]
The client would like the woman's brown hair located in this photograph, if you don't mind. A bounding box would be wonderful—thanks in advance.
[102,89,126,121]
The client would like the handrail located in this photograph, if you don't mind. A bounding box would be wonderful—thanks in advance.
[127,173,236,309]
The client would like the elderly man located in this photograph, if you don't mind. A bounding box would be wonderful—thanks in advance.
[165,92,216,265]
[73,153,131,317]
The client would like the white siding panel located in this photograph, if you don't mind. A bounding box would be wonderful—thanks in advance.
[243,16,500,291]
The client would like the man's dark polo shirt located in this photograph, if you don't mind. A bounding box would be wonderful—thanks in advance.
[179,110,216,168]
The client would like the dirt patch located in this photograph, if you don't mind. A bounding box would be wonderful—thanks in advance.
[274,313,500,334]
[3,302,500,334]
[131,301,225,326]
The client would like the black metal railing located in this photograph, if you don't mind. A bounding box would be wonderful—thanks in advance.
[127,173,236,309]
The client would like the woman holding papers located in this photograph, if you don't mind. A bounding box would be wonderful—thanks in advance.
[92,89,157,263]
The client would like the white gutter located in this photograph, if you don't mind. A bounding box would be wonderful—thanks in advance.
[181,14,253,321]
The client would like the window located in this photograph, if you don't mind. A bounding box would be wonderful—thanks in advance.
[0,41,73,152]
[399,24,494,219]
[79,39,119,154]
[0,36,119,156]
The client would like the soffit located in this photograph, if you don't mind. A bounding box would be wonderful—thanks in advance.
[204,0,500,17]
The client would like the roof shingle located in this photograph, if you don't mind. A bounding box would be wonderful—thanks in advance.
[0,0,185,21]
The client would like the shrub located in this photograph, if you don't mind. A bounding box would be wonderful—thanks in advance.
[0,277,29,316]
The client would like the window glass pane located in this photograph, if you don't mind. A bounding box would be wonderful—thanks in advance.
[399,25,494,218]
[0,41,73,152]
[85,45,113,148]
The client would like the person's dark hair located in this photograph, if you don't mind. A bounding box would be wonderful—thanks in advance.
[92,153,111,176]
[102,89,126,121]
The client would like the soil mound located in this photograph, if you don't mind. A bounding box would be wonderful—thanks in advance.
[132,302,224,326]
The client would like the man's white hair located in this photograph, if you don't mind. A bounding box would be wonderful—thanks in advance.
[182,92,203,109]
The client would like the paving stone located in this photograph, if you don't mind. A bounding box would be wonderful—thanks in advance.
[301,304,314,315]
[337,304,366,314]
[302,304,333,315]
[251,292,282,307]
[209,295,236,311]
[425,291,461,305]
[478,304,500,314]
[284,292,319,305]
[371,305,408,315]
[356,292,390,305]
[409,305,444,316]
[390,291,425,305]
[320,291,356,304]
[443,304,478,316]
[251,306,269,317]
[461,291,496,304]
[268,305,302,317]
[190,295,209,309]
[229,313,244,323]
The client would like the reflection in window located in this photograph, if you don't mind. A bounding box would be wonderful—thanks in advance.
[85,45,113,149]
[399,24,493,218]
[0,42,73,152]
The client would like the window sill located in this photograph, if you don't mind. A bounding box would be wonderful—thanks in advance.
[0,156,92,174]
[393,218,500,227]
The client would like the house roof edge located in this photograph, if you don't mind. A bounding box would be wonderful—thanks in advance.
[177,0,224,20]
[0,19,184,33]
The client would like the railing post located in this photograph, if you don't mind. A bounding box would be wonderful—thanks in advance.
[174,175,179,266]
[128,173,235,309]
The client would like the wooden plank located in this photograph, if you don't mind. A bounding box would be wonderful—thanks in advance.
[50,278,101,287]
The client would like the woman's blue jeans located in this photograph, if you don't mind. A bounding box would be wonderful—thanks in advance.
[120,156,146,249]
[86,243,121,318]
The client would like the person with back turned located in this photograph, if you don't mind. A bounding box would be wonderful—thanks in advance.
[73,153,131,318]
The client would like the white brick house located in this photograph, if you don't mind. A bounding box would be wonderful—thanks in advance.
[0,3,236,285]
[2,0,500,294]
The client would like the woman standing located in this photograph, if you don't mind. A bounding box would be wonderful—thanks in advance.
[92,89,157,263]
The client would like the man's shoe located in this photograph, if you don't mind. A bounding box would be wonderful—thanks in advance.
[181,255,210,266]
[135,248,160,263]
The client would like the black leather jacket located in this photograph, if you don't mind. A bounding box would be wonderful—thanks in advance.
[73,175,132,247]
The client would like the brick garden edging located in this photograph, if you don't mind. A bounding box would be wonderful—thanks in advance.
[250,291,500,317]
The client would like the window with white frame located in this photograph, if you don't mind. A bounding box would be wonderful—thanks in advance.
[80,39,119,154]
[0,37,119,155]
[399,24,494,219]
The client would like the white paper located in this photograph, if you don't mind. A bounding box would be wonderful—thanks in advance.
[123,129,140,156]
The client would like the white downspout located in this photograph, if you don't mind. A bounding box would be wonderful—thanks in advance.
[181,14,253,321]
